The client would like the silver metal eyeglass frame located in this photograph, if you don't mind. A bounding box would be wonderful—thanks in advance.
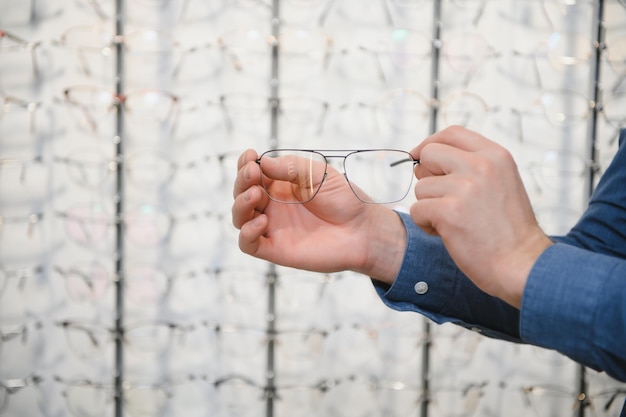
[255,148,419,204]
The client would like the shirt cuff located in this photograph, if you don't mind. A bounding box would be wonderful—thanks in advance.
[372,210,458,324]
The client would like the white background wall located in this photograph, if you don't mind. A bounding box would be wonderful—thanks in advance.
[1,0,625,416]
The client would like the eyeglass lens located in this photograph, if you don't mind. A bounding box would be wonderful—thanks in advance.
[258,150,415,204]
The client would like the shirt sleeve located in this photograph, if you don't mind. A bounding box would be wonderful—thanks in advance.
[373,211,522,343]
[521,243,626,381]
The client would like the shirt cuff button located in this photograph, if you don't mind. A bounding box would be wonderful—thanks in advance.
[414,281,429,295]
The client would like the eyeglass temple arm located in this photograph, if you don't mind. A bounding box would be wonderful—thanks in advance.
[389,157,420,168]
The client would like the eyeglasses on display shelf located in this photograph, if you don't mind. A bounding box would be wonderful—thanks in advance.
[0,320,43,352]
[0,156,44,184]
[273,269,342,322]
[357,88,496,136]
[497,0,593,33]
[219,93,329,135]
[508,32,595,90]
[61,86,179,135]
[56,202,227,249]
[0,375,43,415]
[56,319,195,361]
[214,374,267,417]
[55,375,174,417]
[0,264,43,300]
[527,149,601,196]
[598,91,626,145]
[0,212,43,241]
[521,384,592,417]
[317,374,423,417]
[324,321,427,370]
[0,94,40,135]
[510,89,594,144]
[429,323,484,369]
[54,261,214,307]
[255,149,418,205]
[0,30,42,84]
[429,381,488,417]
[604,35,626,94]
[54,148,180,191]
[54,25,214,83]
[218,27,333,83]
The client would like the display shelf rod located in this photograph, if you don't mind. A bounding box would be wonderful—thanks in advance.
[113,0,126,416]
[266,1,281,416]
[421,2,444,417]
[578,1,606,416]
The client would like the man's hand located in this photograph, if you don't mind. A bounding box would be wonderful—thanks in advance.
[409,126,553,308]
[231,149,406,283]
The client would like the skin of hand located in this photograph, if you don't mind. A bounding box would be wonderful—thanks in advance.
[409,126,553,308]
[232,149,406,284]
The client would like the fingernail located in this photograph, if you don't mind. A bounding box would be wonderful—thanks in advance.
[243,165,250,180]
[253,215,263,227]
[243,189,251,201]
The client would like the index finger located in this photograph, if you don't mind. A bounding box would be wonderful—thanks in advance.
[237,148,259,170]
[409,125,491,161]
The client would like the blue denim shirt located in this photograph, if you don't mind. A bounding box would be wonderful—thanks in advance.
[374,129,626,414]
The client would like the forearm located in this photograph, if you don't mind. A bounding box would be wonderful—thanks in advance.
[521,243,626,382]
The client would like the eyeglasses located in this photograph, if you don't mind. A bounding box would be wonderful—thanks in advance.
[0,30,41,81]
[255,149,418,204]
[354,28,499,86]
[521,385,591,417]
[358,89,497,135]
[0,94,40,135]
[511,89,594,143]
[54,25,213,82]
[57,203,225,248]
[527,149,600,195]
[57,319,194,360]
[0,375,42,414]
[219,93,329,135]
[62,86,179,134]
[498,0,593,32]
[0,212,43,239]
[55,375,173,417]
[0,321,43,354]
[54,262,211,306]
[218,27,333,83]
[0,265,43,299]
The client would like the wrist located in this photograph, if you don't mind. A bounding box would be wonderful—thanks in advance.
[495,228,553,308]
[355,207,407,285]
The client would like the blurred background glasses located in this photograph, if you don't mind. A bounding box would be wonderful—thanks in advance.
[0,94,40,135]
[527,149,600,195]
[255,149,418,204]
[62,86,179,134]
[0,375,42,414]
[511,89,594,143]
[56,319,194,360]
[218,27,332,83]
[0,265,43,298]
[57,203,222,248]
[521,384,591,417]
[54,25,213,83]
[359,89,497,135]
[55,376,171,417]
[0,30,41,82]
[0,212,43,239]
[54,262,208,306]
[219,93,329,136]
